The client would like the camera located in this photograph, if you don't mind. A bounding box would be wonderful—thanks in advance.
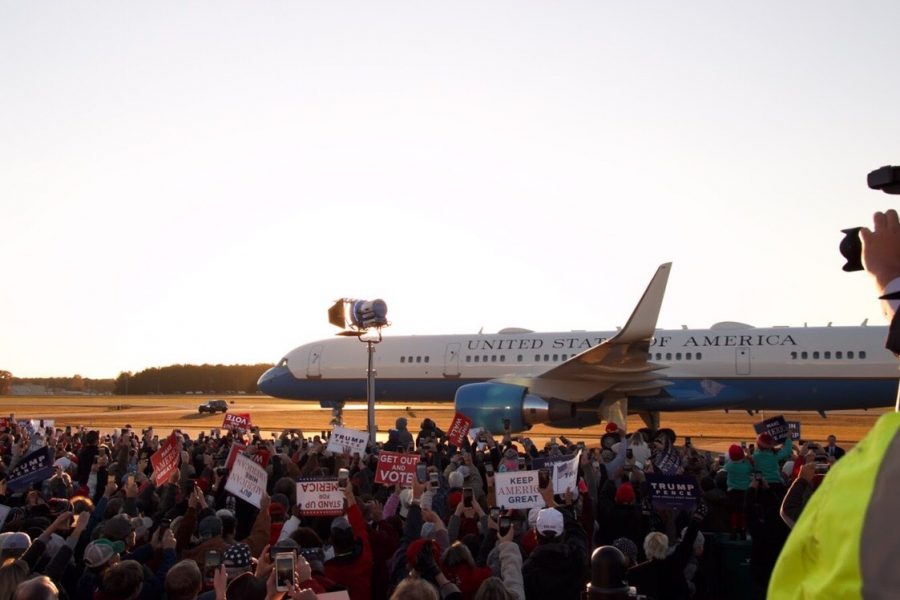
[840,165,900,271]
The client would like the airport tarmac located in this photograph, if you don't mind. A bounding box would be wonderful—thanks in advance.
[1,395,889,453]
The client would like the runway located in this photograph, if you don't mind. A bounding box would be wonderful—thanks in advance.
[1,395,888,453]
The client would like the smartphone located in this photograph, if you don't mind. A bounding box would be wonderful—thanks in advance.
[338,468,349,488]
[740,441,747,449]
[204,550,221,579]
[484,463,494,474]
[429,471,439,485]
[517,457,525,470]
[463,487,473,507]
[416,463,428,484]
[538,469,550,489]
[275,552,295,592]
[490,506,500,520]
[107,474,116,485]
[498,516,511,536]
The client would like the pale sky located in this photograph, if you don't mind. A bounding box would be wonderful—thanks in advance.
[3,2,900,379]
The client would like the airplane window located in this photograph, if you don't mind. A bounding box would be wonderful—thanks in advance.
[416,356,422,363]
[801,352,808,359]
[696,352,702,360]
[655,353,661,360]
[500,355,506,362]
[491,355,497,362]
[824,351,831,359]
[474,356,480,363]
[553,354,558,361]
[483,355,488,363]
[465,356,471,363]
[409,356,414,363]
[517,355,523,362]
[535,355,541,362]
[425,356,430,363]
[813,351,820,359]
[666,353,672,360]
[836,351,842,359]
[544,354,550,361]
[561,354,567,361]
[686,353,692,360]
[400,357,406,363]
[860,351,867,359]
[848,351,854,359]
[791,352,797,359]
[676,353,682,360]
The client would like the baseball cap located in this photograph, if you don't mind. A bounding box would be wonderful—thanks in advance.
[102,514,133,542]
[0,532,31,557]
[536,508,564,537]
[84,538,125,568]
[223,543,253,569]
[527,508,541,528]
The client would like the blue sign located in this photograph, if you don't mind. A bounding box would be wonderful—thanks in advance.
[7,447,54,492]
[645,473,699,510]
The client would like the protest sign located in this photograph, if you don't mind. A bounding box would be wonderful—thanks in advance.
[7,447,54,492]
[652,444,682,475]
[374,451,418,487]
[532,454,574,470]
[494,470,543,509]
[446,413,472,447]
[296,479,344,516]
[787,421,802,441]
[326,426,368,456]
[225,444,271,470]
[30,419,54,432]
[150,434,181,484]
[222,413,252,431]
[467,428,486,451]
[552,450,581,494]
[754,415,790,444]
[224,453,268,508]
[645,473,700,510]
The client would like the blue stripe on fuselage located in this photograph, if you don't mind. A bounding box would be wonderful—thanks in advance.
[257,365,896,411]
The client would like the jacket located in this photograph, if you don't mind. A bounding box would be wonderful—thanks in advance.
[324,503,373,600]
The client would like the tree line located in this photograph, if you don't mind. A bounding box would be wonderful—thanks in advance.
[113,363,273,395]
[2,364,273,395]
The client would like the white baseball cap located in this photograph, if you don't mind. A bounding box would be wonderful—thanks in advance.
[536,508,564,537]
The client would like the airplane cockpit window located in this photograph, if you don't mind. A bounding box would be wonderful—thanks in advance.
[278,358,288,367]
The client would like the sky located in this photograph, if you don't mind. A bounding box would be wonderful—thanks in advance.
[3,1,900,379]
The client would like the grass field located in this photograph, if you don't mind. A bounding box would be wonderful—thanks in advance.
[1,395,890,453]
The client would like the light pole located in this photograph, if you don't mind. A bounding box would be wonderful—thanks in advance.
[329,299,389,445]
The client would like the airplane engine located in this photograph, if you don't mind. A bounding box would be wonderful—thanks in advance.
[454,382,576,434]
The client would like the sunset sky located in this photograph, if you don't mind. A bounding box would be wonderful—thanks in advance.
[3,2,900,378]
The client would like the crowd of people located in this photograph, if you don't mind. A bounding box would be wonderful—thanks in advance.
[0,413,847,600]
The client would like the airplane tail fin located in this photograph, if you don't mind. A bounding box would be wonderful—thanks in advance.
[610,263,672,344]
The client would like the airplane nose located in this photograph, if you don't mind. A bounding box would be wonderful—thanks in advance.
[257,365,294,397]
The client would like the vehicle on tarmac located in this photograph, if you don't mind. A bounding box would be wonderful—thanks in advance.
[198,399,228,414]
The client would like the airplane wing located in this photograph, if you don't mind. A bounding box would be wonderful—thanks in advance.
[534,263,672,398]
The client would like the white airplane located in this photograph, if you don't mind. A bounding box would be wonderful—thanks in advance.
[257,264,898,433]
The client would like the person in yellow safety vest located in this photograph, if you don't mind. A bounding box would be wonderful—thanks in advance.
[769,209,900,598]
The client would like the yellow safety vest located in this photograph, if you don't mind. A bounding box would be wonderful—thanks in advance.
[768,412,900,599]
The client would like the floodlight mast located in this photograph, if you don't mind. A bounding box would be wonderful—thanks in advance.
[328,299,390,445]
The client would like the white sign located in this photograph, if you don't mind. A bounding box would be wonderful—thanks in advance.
[494,470,543,510]
[467,428,486,450]
[326,426,368,456]
[553,450,581,494]
[224,453,268,508]
[296,479,345,517]
[30,419,54,432]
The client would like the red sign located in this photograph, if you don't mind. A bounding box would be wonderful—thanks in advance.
[447,412,473,447]
[374,451,419,487]
[151,434,181,484]
[223,413,252,431]
[225,443,271,470]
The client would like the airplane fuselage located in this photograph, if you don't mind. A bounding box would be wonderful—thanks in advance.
[258,324,899,413]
